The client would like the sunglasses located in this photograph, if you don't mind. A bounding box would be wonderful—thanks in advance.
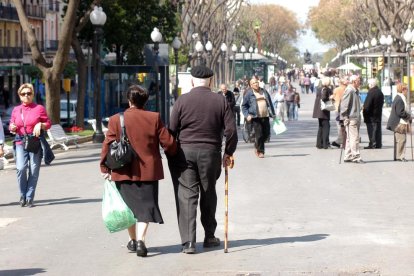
[20,92,33,97]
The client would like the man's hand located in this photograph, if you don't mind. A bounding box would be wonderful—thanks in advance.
[223,154,234,168]
[343,118,350,126]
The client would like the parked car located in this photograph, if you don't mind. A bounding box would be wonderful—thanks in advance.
[60,99,77,125]
[1,106,16,136]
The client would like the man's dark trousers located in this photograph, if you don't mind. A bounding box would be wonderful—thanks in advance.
[366,120,382,148]
[174,147,222,244]
[252,117,270,153]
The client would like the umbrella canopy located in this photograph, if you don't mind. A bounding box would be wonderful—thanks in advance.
[336,62,363,70]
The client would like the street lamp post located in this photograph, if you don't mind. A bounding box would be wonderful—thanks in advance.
[195,40,204,65]
[151,27,162,114]
[231,44,237,83]
[172,36,181,103]
[220,43,227,84]
[90,6,106,143]
[380,34,387,89]
[240,45,246,78]
[364,40,369,83]
[205,40,213,67]
[386,35,393,103]
[249,46,253,76]
[403,28,413,114]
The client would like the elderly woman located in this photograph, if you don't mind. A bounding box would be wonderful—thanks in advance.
[386,83,412,162]
[312,77,333,149]
[9,83,51,207]
[100,84,177,257]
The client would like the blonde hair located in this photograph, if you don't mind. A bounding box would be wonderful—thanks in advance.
[17,83,34,95]
[396,83,406,93]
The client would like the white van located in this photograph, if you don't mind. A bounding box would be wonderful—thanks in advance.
[60,99,77,125]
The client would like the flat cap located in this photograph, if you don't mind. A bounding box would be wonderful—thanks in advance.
[191,65,214,78]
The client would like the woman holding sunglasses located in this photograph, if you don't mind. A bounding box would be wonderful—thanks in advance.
[9,83,51,207]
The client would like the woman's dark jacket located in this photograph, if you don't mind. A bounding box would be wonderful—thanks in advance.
[386,94,411,132]
[313,86,332,120]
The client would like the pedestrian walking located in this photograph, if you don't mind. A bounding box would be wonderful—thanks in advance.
[363,78,384,149]
[273,86,286,122]
[242,77,275,158]
[218,83,236,112]
[100,84,177,257]
[168,65,237,254]
[386,83,412,162]
[8,83,51,207]
[313,77,333,149]
[340,75,364,163]
[293,87,300,121]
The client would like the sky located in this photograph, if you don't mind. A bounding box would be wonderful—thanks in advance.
[248,0,331,55]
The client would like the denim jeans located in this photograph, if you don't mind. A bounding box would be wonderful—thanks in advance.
[293,103,299,120]
[15,144,42,201]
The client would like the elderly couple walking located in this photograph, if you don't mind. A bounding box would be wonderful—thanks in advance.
[100,65,238,256]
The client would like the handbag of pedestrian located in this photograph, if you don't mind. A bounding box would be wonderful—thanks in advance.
[105,112,137,170]
[20,108,41,153]
[320,99,335,111]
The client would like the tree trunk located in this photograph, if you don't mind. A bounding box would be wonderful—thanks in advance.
[72,37,87,128]
[43,70,61,124]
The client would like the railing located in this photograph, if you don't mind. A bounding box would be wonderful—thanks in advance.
[0,5,19,21]
[25,4,45,18]
[0,47,23,59]
[45,40,58,51]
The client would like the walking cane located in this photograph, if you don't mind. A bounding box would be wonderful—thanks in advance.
[224,156,234,253]
[339,123,347,164]
[410,122,413,161]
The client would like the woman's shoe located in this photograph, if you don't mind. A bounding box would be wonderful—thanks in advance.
[127,240,137,252]
[26,199,34,208]
[19,197,26,207]
[136,240,148,257]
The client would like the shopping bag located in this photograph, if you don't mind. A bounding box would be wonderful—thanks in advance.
[272,118,287,135]
[102,179,136,233]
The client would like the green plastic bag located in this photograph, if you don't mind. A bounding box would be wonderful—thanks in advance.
[102,179,136,233]
[272,118,287,135]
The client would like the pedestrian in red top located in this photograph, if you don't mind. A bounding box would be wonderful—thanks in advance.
[9,83,51,207]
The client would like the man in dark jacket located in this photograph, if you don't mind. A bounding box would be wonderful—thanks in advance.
[363,78,384,149]
[169,65,238,254]
[218,83,236,112]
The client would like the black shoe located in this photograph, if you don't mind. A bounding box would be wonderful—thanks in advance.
[19,197,26,207]
[364,146,374,149]
[331,142,340,148]
[127,240,137,252]
[182,241,196,254]
[203,237,220,248]
[26,199,34,208]
[343,159,352,163]
[136,240,148,257]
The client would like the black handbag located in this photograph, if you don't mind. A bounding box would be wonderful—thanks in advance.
[105,112,137,170]
[20,108,41,154]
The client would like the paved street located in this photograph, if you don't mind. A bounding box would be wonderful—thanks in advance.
[1,87,414,275]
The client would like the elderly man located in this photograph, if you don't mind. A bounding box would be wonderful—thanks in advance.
[340,75,364,163]
[218,83,236,112]
[363,78,384,149]
[169,65,238,254]
[242,77,275,158]
[331,76,349,148]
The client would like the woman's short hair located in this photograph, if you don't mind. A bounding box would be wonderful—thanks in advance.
[396,83,407,93]
[17,83,34,95]
[126,84,149,108]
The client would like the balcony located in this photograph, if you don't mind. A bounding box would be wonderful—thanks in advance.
[0,47,23,59]
[0,5,19,21]
[25,4,45,18]
[45,40,58,51]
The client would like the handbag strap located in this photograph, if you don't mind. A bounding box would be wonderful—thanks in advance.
[119,112,128,141]
[20,107,28,135]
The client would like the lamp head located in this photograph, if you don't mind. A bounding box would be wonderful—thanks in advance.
[90,6,106,26]
[220,43,227,52]
[371,37,377,47]
[205,41,213,51]
[151,27,162,43]
[172,36,182,50]
[195,41,204,53]
[231,44,237,52]
[248,46,253,53]
[240,45,246,53]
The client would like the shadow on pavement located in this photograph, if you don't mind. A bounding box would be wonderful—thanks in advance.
[223,233,329,253]
[145,234,329,256]
[0,268,47,275]
[48,156,101,167]
[0,197,101,207]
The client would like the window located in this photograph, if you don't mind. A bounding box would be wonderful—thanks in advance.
[15,30,19,47]
[6,30,10,47]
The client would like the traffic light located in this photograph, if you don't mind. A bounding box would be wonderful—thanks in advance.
[378,57,384,70]
[372,67,377,77]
